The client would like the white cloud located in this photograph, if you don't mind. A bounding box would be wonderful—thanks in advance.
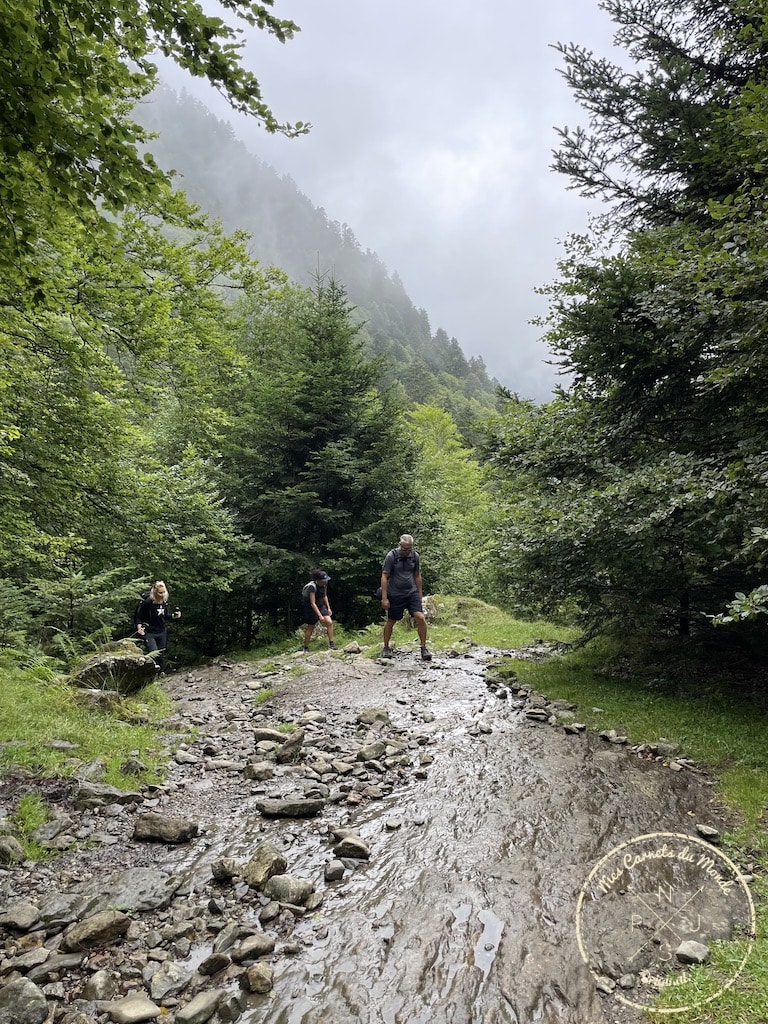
[162,0,620,400]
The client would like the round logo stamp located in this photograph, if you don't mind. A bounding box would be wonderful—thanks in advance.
[576,831,755,1013]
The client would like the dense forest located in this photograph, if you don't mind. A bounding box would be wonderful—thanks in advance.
[1,0,767,669]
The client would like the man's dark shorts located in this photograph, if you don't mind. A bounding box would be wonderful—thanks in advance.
[387,593,423,621]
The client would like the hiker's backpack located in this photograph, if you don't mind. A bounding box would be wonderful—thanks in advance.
[134,590,151,626]
[375,548,418,597]
[386,547,417,573]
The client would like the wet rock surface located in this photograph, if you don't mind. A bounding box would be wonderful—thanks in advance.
[0,644,743,1023]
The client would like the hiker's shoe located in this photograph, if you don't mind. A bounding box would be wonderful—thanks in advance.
[329,642,338,650]
[420,647,432,661]
[381,646,393,659]
[302,645,310,653]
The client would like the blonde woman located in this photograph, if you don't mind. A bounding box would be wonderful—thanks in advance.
[135,580,181,670]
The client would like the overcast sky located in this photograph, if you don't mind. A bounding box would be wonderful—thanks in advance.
[161,0,620,401]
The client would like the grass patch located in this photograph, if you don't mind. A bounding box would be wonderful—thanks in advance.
[352,595,577,656]
[427,594,579,648]
[0,658,172,787]
[9,792,53,861]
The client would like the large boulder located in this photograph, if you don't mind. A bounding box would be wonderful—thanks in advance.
[68,640,157,695]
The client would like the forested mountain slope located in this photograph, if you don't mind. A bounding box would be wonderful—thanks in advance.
[136,85,500,433]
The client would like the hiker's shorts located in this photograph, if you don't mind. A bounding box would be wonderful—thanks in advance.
[387,593,423,621]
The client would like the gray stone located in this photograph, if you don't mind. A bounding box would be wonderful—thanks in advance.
[274,727,305,764]
[242,841,287,889]
[653,741,680,758]
[254,796,324,818]
[212,922,242,954]
[174,749,199,764]
[599,729,628,745]
[68,640,158,695]
[210,858,239,881]
[133,812,199,844]
[10,947,50,970]
[259,901,280,923]
[230,932,275,962]
[75,781,142,809]
[31,815,74,843]
[149,960,193,1001]
[83,867,181,914]
[595,975,616,994]
[695,823,721,844]
[0,978,49,1024]
[0,900,41,931]
[357,708,390,725]
[298,710,327,725]
[106,992,162,1023]
[243,760,274,781]
[217,990,247,1022]
[324,859,346,881]
[252,728,286,743]
[333,836,371,860]
[26,951,85,984]
[61,910,132,952]
[676,940,710,965]
[197,952,231,976]
[357,741,387,762]
[82,969,118,1001]
[240,963,273,994]
[0,835,25,865]
[262,874,314,905]
[175,990,225,1024]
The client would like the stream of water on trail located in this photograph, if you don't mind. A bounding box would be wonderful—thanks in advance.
[161,648,730,1024]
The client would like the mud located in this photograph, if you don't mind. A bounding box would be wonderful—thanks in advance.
[3,643,743,1023]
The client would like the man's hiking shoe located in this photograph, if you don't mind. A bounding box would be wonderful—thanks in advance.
[421,647,432,661]
[329,642,338,650]
[302,645,309,653]
[381,646,393,659]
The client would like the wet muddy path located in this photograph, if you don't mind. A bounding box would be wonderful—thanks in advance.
[2,644,739,1024]
[160,645,728,1024]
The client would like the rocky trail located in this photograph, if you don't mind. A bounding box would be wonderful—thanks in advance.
[0,642,754,1024]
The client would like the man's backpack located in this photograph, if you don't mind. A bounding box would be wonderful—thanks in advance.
[387,547,417,573]
[376,548,418,598]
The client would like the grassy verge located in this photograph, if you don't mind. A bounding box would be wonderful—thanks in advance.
[344,594,579,655]
[0,656,173,788]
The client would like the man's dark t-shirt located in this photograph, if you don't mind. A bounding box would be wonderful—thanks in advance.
[382,549,421,597]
